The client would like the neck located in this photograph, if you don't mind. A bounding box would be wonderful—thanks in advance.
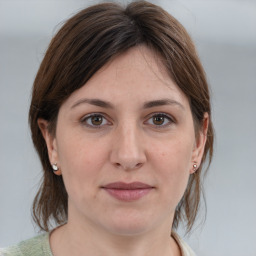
[50,221,181,256]
[50,206,181,256]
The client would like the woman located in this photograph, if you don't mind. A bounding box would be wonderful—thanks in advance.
[1,1,214,255]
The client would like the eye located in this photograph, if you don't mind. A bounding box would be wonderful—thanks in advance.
[146,113,174,127]
[81,113,110,128]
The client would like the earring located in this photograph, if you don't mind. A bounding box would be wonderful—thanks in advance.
[52,163,59,172]
[192,162,198,173]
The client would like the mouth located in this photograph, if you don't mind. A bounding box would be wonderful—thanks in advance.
[101,182,154,202]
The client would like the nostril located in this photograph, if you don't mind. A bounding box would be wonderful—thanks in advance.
[114,161,143,170]
[135,163,143,168]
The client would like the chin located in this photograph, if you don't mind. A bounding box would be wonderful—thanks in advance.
[102,211,156,237]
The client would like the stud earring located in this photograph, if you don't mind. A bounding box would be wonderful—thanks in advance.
[191,162,198,173]
[52,163,59,172]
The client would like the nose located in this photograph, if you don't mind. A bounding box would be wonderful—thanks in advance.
[110,123,146,171]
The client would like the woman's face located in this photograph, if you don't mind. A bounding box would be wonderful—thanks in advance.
[41,46,207,236]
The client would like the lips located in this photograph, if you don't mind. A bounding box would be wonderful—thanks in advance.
[103,182,153,190]
[101,182,154,201]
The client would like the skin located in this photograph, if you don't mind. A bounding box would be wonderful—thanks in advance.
[39,45,208,256]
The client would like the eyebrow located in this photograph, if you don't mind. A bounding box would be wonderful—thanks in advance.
[71,98,184,110]
[71,99,114,109]
[143,99,185,110]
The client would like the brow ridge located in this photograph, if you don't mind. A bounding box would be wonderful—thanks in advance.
[71,98,184,110]
[71,98,114,109]
[143,99,184,110]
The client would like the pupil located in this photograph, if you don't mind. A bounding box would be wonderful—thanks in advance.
[153,116,164,125]
[92,116,102,125]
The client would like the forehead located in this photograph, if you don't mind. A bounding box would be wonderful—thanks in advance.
[98,45,171,84]
[63,45,189,109]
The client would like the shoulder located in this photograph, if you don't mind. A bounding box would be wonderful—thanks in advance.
[172,232,196,256]
[0,233,52,256]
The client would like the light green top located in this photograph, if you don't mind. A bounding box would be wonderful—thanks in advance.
[0,234,52,256]
[0,232,195,256]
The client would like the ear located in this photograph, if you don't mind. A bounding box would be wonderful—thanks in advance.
[190,113,209,174]
[37,118,61,175]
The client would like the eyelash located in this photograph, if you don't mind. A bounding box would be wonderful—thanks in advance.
[80,112,175,129]
[80,113,111,128]
[145,112,175,128]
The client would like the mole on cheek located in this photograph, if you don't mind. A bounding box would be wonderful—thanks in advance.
[161,152,166,157]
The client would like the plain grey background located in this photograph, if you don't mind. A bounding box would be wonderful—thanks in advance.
[0,0,256,255]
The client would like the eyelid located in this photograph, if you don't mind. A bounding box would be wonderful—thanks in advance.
[80,112,175,129]
[80,112,112,128]
[144,112,175,127]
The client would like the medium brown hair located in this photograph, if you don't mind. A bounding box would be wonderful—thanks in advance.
[29,0,214,232]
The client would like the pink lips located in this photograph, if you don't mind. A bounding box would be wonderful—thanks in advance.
[102,182,153,201]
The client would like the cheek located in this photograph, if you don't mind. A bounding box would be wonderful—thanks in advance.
[150,138,194,200]
[152,136,194,173]
[156,150,190,187]
[55,134,108,198]
[57,130,107,169]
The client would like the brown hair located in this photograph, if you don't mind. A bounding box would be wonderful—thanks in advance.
[29,0,214,232]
